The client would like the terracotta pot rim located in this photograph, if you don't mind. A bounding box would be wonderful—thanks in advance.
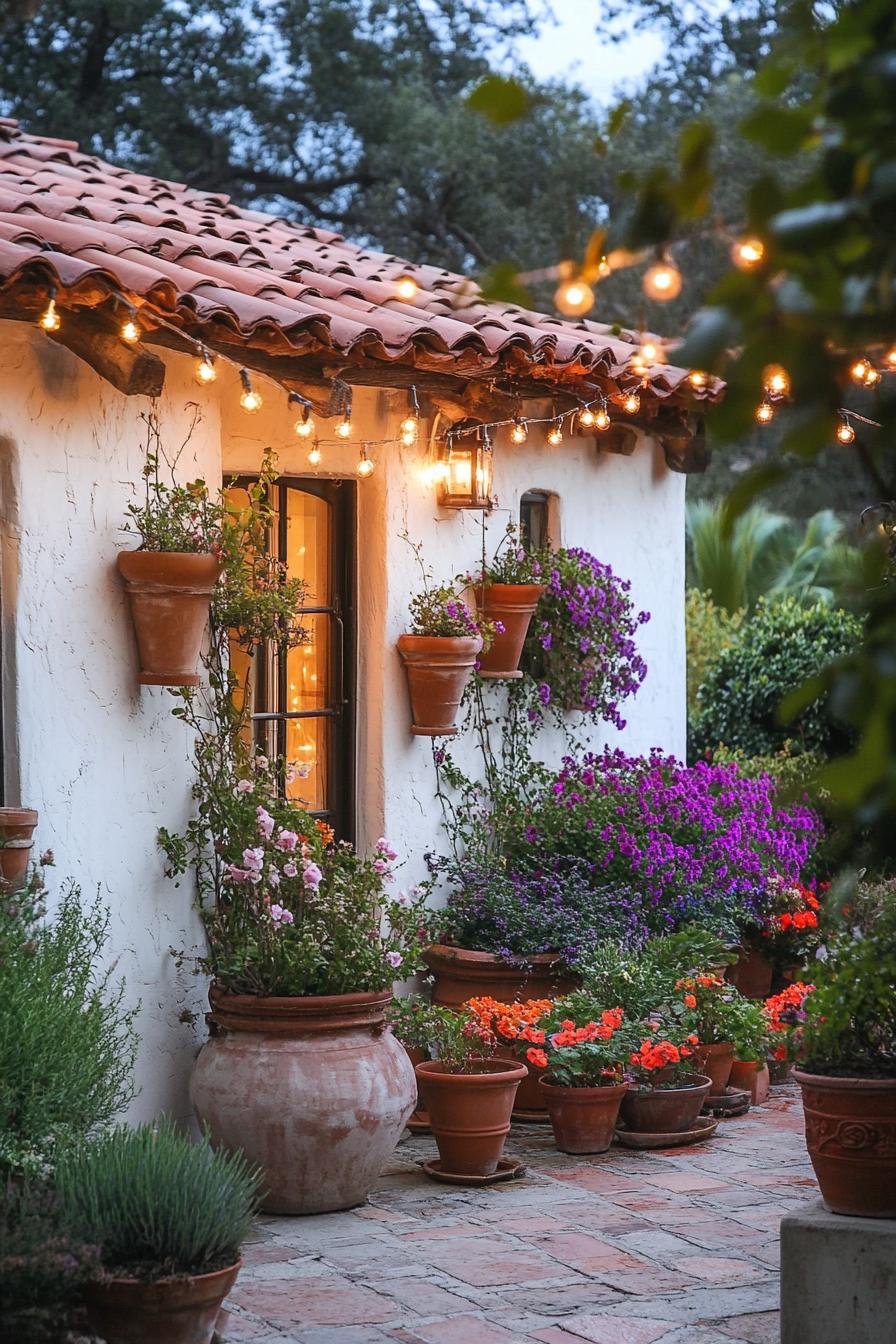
[479,582,547,602]
[0,807,38,827]
[793,1068,896,1090]
[424,943,566,970]
[208,985,392,1032]
[91,1259,241,1291]
[416,1057,528,1084]
[397,634,483,652]
[540,1078,629,1098]
[628,1073,712,1096]
[696,1041,735,1053]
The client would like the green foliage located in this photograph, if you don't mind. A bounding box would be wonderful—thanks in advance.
[576,931,735,1022]
[56,1119,262,1279]
[800,898,896,1077]
[0,881,138,1179]
[386,998,495,1072]
[686,589,745,715]
[690,595,863,759]
[725,996,771,1062]
[0,1179,100,1343]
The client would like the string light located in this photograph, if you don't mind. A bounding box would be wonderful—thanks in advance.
[38,293,61,332]
[336,411,353,438]
[850,358,870,383]
[731,237,765,269]
[546,418,564,446]
[597,256,611,278]
[763,364,790,397]
[400,386,420,445]
[239,368,263,412]
[357,445,375,477]
[836,417,855,445]
[195,349,216,384]
[886,346,896,369]
[510,417,528,444]
[308,441,322,466]
[688,370,708,389]
[642,253,682,302]
[120,318,140,344]
[864,365,882,387]
[394,275,419,302]
[637,338,663,365]
[755,400,775,425]
[622,391,641,415]
[289,393,314,437]
[595,407,611,431]
[554,277,595,318]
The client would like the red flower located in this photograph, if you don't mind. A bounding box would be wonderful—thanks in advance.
[527,1048,548,1070]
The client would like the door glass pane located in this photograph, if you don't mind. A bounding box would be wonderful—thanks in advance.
[287,616,330,712]
[286,716,329,810]
[287,489,331,605]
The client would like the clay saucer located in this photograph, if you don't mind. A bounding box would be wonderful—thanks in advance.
[702,1086,751,1118]
[419,1156,527,1186]
[614,1116,719,1149]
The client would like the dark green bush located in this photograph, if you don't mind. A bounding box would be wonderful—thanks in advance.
[56,1119,263,1280]
[0,883,138,1177]
[689,595,862,760]
[0,1178,99,1343]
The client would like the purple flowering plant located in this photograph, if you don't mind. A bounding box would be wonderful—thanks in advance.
[403,533,498,647]
[523,548,649,730]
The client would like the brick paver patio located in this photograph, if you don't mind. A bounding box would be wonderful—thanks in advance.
[218,1084,812,1344]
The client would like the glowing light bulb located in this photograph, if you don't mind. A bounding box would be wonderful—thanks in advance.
[240,388,262,411]
[850,358,870,383]
[763,364,790,397]
[642,258,682,302]
[357,446,374,477]
[595,408,611,431]
[638,339,663,365]
[688,370,708,389]
[623,392,641,415]
[195,353,216,384]
[579,407,596,428]
[295,409,314,437]
[400,414,419,437]
[554,277,595,318]
[731,237,765,269]
[336,414,352,439]
[120,318,140,344]
[836,419,855,445]
[39,297,60,332]
[308,442,322,466]
[597,256,611,278]
[395,275,418,301]
[755,400,775,425]
[864,365,882,387]
[546,420,563,446]
[886,346,896,368]
[510,418,528,444]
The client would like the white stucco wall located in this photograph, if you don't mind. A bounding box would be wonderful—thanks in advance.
[0,322,685,1119]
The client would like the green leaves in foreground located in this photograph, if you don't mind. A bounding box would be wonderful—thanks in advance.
[466,74,534,125]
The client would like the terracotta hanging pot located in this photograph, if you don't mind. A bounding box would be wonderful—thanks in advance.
[415,1057,526,1176]
[730,1060,770,1104]
[693,1041,736,1096]
[396,634,482,736]
[83,1261,239,1344]
[117,551,222,687]
[793,1070,896,1217]
[727,946,774,999]
[0,806,38,888]
[476,583,546,679]
[540,1079,628,1154]
[190,988,415,1216]
[619,1074,713,1133]
[424,944,575,1008]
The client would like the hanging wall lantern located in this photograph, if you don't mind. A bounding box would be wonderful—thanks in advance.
[437,425,494,509]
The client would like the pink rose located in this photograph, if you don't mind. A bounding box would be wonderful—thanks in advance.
[242,846,264,873]
[283,861,298,879]
[302,862,323,891]
[376,837,398,861]
[235,779,253,795]
[256,807,275,839]
[275,829,299,853]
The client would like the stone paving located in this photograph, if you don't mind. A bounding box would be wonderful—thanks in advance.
[218,1085,813,1344]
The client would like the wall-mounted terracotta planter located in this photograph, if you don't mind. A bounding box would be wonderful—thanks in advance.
[475,583,545,679]
[540,1079,628,1153]
[84,1260,239,1344]
[423,943,575,1009]
[416,1057,526,1176]
[693,1041,735,1096]
[117,551,222,687]
[396,634,482,735]
[619,1074,712,1133]
[191,988,415,1216]
[0,806,38,888]
[794,1069,896,1217]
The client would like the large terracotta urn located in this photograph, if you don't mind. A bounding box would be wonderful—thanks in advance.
[424,944,575,1009]
[396,634,482,736]
[191,988,415,1216]
[476,583,545,679]
[117,551,221,687]
[0,806,38,888]
[794,1070,896,1217]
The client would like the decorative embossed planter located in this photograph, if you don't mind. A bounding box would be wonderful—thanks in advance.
[424,944,574,1009]
[84,1262,239,1344]
[794,1070,896,1217]
[191,989,415,1216]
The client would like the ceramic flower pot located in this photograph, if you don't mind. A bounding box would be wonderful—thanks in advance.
[396,634,482,736]
[540,1079,628,1154]
[619,1074,713,1133]
[730,1060,770,1104]
[83,1261,239,1344]
[117,551,222,687]
[727,946,774,999]
[424,944,575,1009]
[794,1070,896,1217]
[476,583,546,679]
[415,1057,527,1176]
[0,806,38,888]
[191,989,415,1216]
[693,1042,736,1096]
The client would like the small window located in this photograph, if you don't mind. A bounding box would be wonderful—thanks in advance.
[520,490,550,553]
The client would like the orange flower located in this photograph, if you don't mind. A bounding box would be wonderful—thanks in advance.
[683,994,697,1009]
[527,1048,548,1070]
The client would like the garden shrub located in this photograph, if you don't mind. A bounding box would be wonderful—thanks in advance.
[0,1178,99,1343]
[685,589,744,716]
[689,594,862,760]
[0,883,138,1177]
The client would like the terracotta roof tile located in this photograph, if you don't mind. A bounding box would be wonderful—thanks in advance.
[0,121,722,403]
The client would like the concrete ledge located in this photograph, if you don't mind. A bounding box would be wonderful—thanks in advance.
[781,1198,896,1343]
